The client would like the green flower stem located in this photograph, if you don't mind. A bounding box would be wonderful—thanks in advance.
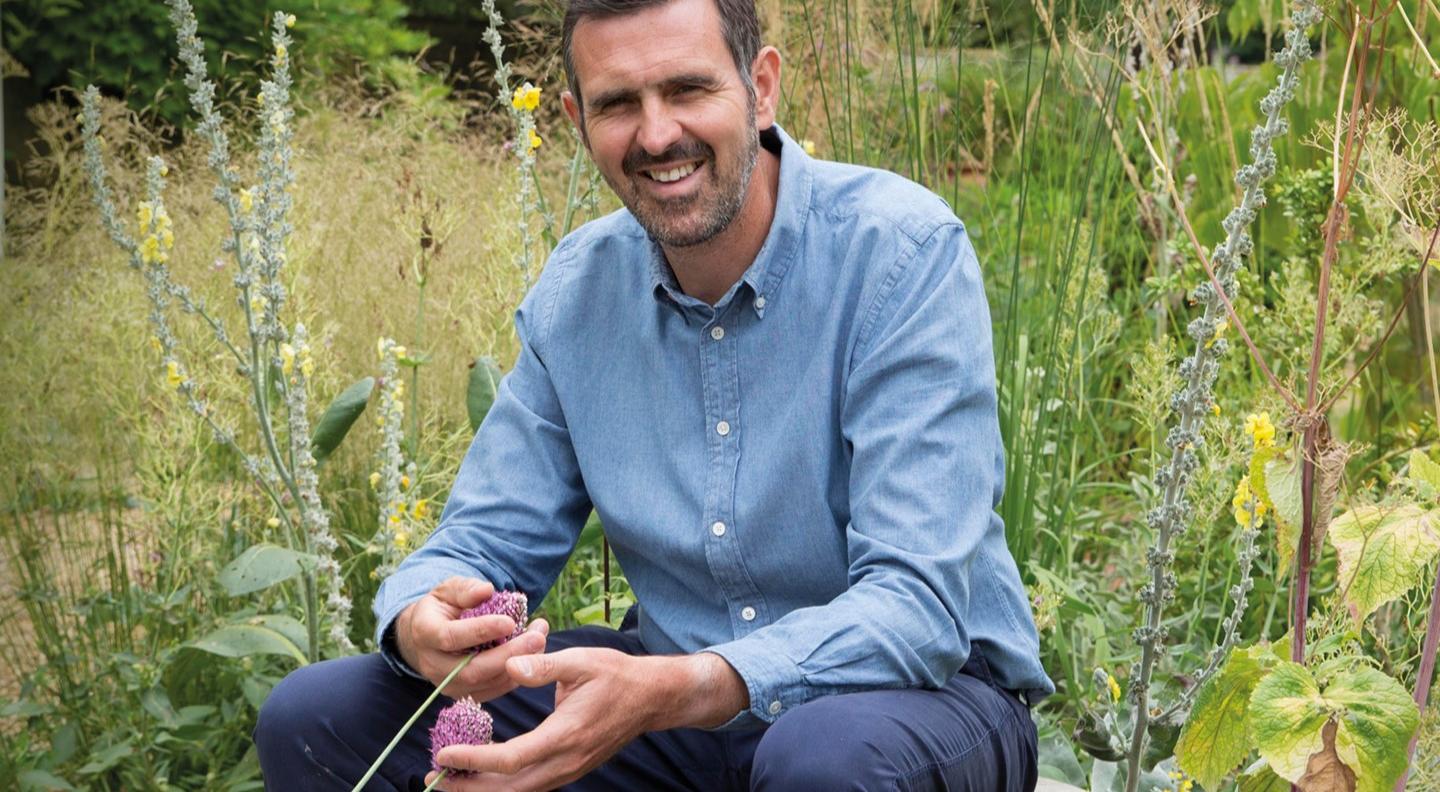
[1120,4,1318,790]
[422,769,448,792]
[351,653,475,792]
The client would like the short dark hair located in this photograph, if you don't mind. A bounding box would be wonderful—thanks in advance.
[561,0,761,113]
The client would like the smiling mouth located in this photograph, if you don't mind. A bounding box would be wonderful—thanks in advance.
[643,161,701,183]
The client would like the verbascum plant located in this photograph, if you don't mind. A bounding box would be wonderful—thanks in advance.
[482,0,544,289]
[81,4,357,661]
[371,337,427,578]
[1117,2,1322,789]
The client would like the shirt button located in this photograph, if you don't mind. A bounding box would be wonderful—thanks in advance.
[768,700,782,715]
[710,326,725,340]
[754,295,767,309]
[716,420,731,436]
[741,606,756,621]
[711,521,727,537]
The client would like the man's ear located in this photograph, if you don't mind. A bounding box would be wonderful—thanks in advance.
[561,90,586,145]
[750,46,782,130]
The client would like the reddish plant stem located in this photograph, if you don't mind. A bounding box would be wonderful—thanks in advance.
[1397,558,1440,791]
[1292,0,1384,667]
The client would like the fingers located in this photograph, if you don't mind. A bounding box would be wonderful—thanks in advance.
[434,723,560,777]
[434,613,518,653]
[455,627,547,688]
[506,647,588,688]
[432,576,494,609]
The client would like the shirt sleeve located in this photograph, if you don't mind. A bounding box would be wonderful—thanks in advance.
[373,252,592,675]
[704,222,1002,727]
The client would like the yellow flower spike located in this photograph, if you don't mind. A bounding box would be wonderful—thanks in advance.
[280,343,296,375]
[394,532,410,549]
[149,337,163,353]
[529,129,543,150]
[392,345,407,359]
[1106,673,1121,703]
[400,475,410,491]
[377,338,388,360]
[511,85,527,111]
[140,236,161,265]
[159,163,169,177]
[160,229,175,250]
[267,517,281,528]
[285,13,296,27]
[165,360,184,390]
[388,512,401,525]
[413,500,429,520]
[523,85,541,111]
[275,44,287,60]
[801,139,816,156]
[1210,403,1221,416]
[369,472,381,490]
[137,202,154,230]
[300,356,314,379]
[1244,412,1276,448]
[369,568,379,580]
[239,188,254,214]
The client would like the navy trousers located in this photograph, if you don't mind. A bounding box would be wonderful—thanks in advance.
[254,624,1038,791]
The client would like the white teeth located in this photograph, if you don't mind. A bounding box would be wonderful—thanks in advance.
[648,162,698,183]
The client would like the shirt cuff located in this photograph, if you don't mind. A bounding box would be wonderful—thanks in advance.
[701,638,805,730]
[372,556,499,677]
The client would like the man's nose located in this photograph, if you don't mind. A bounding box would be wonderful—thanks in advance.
[635,97,683,156]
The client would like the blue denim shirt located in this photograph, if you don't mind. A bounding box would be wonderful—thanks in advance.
[375,125,1054,727]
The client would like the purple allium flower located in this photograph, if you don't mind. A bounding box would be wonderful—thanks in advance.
[458,590,528,652]
[429,697,493,777]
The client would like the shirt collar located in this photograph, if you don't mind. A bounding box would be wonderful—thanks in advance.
[648,123,813,319]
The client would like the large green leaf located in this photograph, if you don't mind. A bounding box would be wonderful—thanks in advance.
[1263,451,1304,576]
[245,614,310,658]
[1328,503,1440,622]
[467,356,502,433]
[1250,661,1330,784]
[311,377,374,463]
[1175,644,1277,789]
[1409,449,1440,493]
[1322,667,1420,792]
[189,623,308,665]
[1251,661,1420,792]
[1237,759,1289,792]
[218,543,317,597]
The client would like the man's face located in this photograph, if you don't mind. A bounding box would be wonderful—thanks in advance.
[565,0,761,248]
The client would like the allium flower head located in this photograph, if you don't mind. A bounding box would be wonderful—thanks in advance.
[430,697,493,777]
[459,590,528,651]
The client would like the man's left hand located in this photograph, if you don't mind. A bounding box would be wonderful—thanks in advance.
[426,648,747,792]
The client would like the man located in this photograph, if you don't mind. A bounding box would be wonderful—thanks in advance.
[255,0,1053,788]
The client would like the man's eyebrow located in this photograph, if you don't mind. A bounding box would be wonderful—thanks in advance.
[586,74,724,110]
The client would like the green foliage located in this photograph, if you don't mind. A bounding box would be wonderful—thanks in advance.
[2,0,428,127]
[217,544,318,596]
[1175,643,1279,788]
[466,356,502,434]
[1329,503,1440,623]
[1251,660,1419,791]
[311,377,375,463]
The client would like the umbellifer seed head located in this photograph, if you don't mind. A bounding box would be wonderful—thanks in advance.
[458,590,528,652]
[430,697,493,777]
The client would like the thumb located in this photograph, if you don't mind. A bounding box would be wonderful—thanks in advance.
[507,649,583,687]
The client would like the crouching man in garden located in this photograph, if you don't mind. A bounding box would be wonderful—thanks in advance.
[254,0,1053,787]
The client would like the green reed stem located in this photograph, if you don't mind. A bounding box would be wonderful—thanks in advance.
[422,769,448,792]
[351,653,475,792]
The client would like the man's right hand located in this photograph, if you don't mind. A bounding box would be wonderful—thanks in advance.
[395,576,549,701]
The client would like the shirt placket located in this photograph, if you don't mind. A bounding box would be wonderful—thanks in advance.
[698,301,768,638]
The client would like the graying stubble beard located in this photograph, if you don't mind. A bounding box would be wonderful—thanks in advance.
[625,115,760,249]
